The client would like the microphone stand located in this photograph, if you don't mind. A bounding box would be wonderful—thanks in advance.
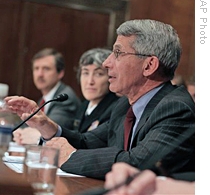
[12,93,68,132]
[12,100,54,132]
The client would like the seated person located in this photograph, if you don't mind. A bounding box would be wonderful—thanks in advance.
[171,73,186,87]
[73,48,119,133]
[104,162,195,195]
[13,48,81,145]
[186,75,195,101]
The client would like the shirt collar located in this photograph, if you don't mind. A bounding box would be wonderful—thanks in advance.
[43,81,61,102]
[132,84,164,120]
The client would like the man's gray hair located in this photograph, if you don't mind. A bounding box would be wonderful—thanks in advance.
[117,19,182,79]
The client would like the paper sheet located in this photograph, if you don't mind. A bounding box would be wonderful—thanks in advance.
[7,141,26,152]
[3,142,84,177]
[3,162,83,177]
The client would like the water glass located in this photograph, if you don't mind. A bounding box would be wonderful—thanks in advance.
[0,108,14,158]
[0,125,13,158]
[0,101,21,158]
[24,145,59,195]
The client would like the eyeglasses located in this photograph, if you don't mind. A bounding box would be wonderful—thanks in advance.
[112,49,152,59]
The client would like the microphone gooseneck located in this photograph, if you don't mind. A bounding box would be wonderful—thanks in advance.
[12,93,68,132]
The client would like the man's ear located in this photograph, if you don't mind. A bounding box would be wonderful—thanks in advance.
[143,56,159,76]
[58,70,65,80]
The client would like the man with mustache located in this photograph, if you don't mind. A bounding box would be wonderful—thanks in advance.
[13,48,80,145]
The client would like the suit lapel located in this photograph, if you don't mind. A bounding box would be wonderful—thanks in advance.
[133,82,176,138]
[46,82,65,115]
[110,97,130,148]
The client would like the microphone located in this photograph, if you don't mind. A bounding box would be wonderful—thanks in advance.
[12,93,68,132]
[53,93,68,102]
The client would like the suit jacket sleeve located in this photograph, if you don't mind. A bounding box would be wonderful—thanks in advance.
[60,84,195,180]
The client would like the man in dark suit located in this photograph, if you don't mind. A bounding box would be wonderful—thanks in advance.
[12,48,80,145]
[6,19,195,180]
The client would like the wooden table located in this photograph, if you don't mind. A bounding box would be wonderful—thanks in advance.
[2,142,104,195]
[55,176,104,195]
[0,160,33,195]
[0,160,104,195]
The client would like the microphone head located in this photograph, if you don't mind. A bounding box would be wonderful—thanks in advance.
[55,93,68,102]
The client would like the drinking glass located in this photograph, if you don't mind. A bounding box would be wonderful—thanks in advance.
[0,105,15,158]
[24,145,59,195]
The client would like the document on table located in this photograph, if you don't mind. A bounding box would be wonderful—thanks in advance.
[7,141,26,153]
[3,161,83,177]
[3,142,84,177]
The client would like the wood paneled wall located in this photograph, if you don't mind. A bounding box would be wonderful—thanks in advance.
[0,0,128,100]
[0,0,194,100]
[129,0,195,80]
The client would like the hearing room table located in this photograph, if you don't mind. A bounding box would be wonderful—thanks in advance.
[0,160,104,195]
[0,142,104,195]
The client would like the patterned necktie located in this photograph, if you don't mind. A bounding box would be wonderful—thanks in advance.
[124,106,135,150]
[40,98,45,112]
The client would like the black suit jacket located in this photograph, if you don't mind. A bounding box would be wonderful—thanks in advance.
[73,92,119,133]
[60,82,195,180]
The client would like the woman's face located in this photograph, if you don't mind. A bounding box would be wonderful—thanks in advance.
[80,64,109,105]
